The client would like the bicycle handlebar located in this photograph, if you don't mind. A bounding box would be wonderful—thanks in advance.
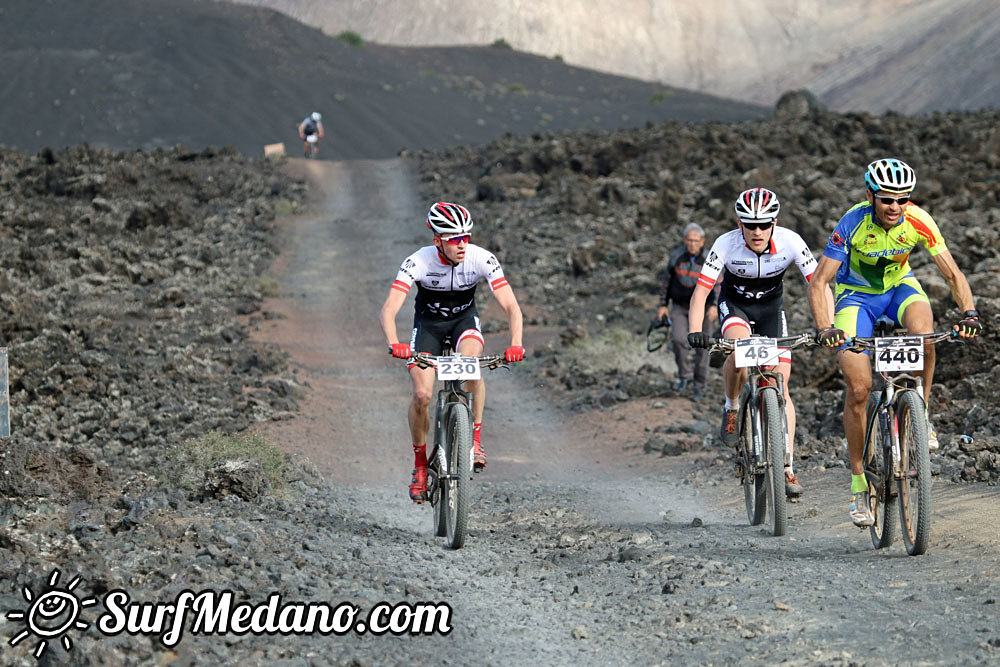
[843,329,959,352]
[706,332,817,354]
[408,352,510,371]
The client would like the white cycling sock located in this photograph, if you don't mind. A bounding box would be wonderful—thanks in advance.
[724,396,735,410]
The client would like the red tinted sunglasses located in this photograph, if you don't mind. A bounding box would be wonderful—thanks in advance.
[441,234,470,245]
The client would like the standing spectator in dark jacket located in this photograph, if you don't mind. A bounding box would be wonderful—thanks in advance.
[656,223,717,399]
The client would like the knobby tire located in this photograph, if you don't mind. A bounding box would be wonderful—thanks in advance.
[740,388,766,526]
[761,388,787,537]
[865,393,897,549]
[443,403,472,549]
[896,390,931,555]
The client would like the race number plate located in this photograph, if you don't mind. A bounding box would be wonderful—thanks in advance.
[435,356,481,381]
[874,336,923,372]
[734,338,779,368]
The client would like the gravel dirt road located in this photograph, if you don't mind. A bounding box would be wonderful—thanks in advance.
[251,158,1000,665]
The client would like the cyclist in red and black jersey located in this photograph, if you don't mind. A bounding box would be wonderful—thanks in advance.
[687,188,832,498]
[379,202,524,503]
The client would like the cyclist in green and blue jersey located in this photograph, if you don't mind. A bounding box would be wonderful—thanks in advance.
[807,159,982,527]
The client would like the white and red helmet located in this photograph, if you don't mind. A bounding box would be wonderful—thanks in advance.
[734,187,780,224]
[426,202,473,235]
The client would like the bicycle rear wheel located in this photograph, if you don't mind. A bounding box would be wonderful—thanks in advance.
[442,404,472,549]
[740,391,766,526]
[761,388,787,537]
[864,394,896,549]
[896,390,931,555]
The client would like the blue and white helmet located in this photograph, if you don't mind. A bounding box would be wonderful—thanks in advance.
[865,158,916,194]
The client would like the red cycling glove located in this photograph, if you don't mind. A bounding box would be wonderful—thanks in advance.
[389,343,411,359]
[504,345,525,362]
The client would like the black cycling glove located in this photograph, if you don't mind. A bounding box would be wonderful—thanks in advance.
[687,332,711,349]
[816,327,846,347]
[956,314,982,337]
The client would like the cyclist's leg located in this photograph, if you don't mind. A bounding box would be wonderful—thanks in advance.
[452,312,486,422]
[408,365,435,447]
[834,289,879,477]
[408,321,443,447]
[894,278,934,404]
[457,331,485,422]
[718,300,751,403]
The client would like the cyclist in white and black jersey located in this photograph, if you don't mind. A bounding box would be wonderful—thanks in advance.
[379,202,524,503]
[687,187,832,498]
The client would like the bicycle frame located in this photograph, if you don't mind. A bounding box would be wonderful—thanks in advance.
[852,325,957,555]
[738,369,786,480]
[408,348,507,549]
[711,333,813,536]
[427,368,473,495]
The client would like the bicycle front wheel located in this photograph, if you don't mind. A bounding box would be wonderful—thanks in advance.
[442,404,472,549]
[864,393,896,549]
[761,388,787,537]
[740,390,766,526]
[896,390,931,555]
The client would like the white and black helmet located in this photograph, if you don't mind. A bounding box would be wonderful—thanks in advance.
[734,187,780,224]
[311,112,322,122]
[864,158,915,194]
[426,202,473,235]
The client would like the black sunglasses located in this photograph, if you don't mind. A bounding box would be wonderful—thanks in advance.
[741,221,774,231]
[876,195,909,206]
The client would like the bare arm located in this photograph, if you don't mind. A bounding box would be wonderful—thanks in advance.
[808,255,841,330]
[931,249,976,313]
[687,283,711,334]
[379,288,408,347]
[492,285,523,347]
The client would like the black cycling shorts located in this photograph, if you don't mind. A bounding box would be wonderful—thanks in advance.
[409,309,484,355]
[717,296,787,339]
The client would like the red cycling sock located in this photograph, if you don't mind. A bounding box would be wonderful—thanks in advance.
[473,423,482,445]
[413,443,427,468]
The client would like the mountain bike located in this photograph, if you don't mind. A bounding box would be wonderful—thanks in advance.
[847,320,960,556]
[410,350,508,549]
[303,133,319,158]
[708,333,815,537]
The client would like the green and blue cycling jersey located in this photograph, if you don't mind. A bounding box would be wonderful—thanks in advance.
[823,201,947,337]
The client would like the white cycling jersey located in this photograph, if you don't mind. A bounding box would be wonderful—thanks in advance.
[697,226,816,304]
[390,243,509,320]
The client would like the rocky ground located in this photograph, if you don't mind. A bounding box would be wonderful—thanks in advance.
[0,101,999,665]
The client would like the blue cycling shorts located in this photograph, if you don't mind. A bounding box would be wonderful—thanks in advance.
[833,276,929,339]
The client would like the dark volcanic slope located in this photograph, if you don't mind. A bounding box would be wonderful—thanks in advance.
[0,0,767,159]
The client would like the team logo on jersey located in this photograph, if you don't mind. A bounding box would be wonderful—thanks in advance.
[864,233,877,245]
[830,231,845,248]
[403,259,416,270]
[896,232,907,244]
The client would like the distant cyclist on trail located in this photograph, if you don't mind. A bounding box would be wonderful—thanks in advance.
[687,187,830,499]
[379,202,525,503]
[298,112,324,157]
[807,158,981,528]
